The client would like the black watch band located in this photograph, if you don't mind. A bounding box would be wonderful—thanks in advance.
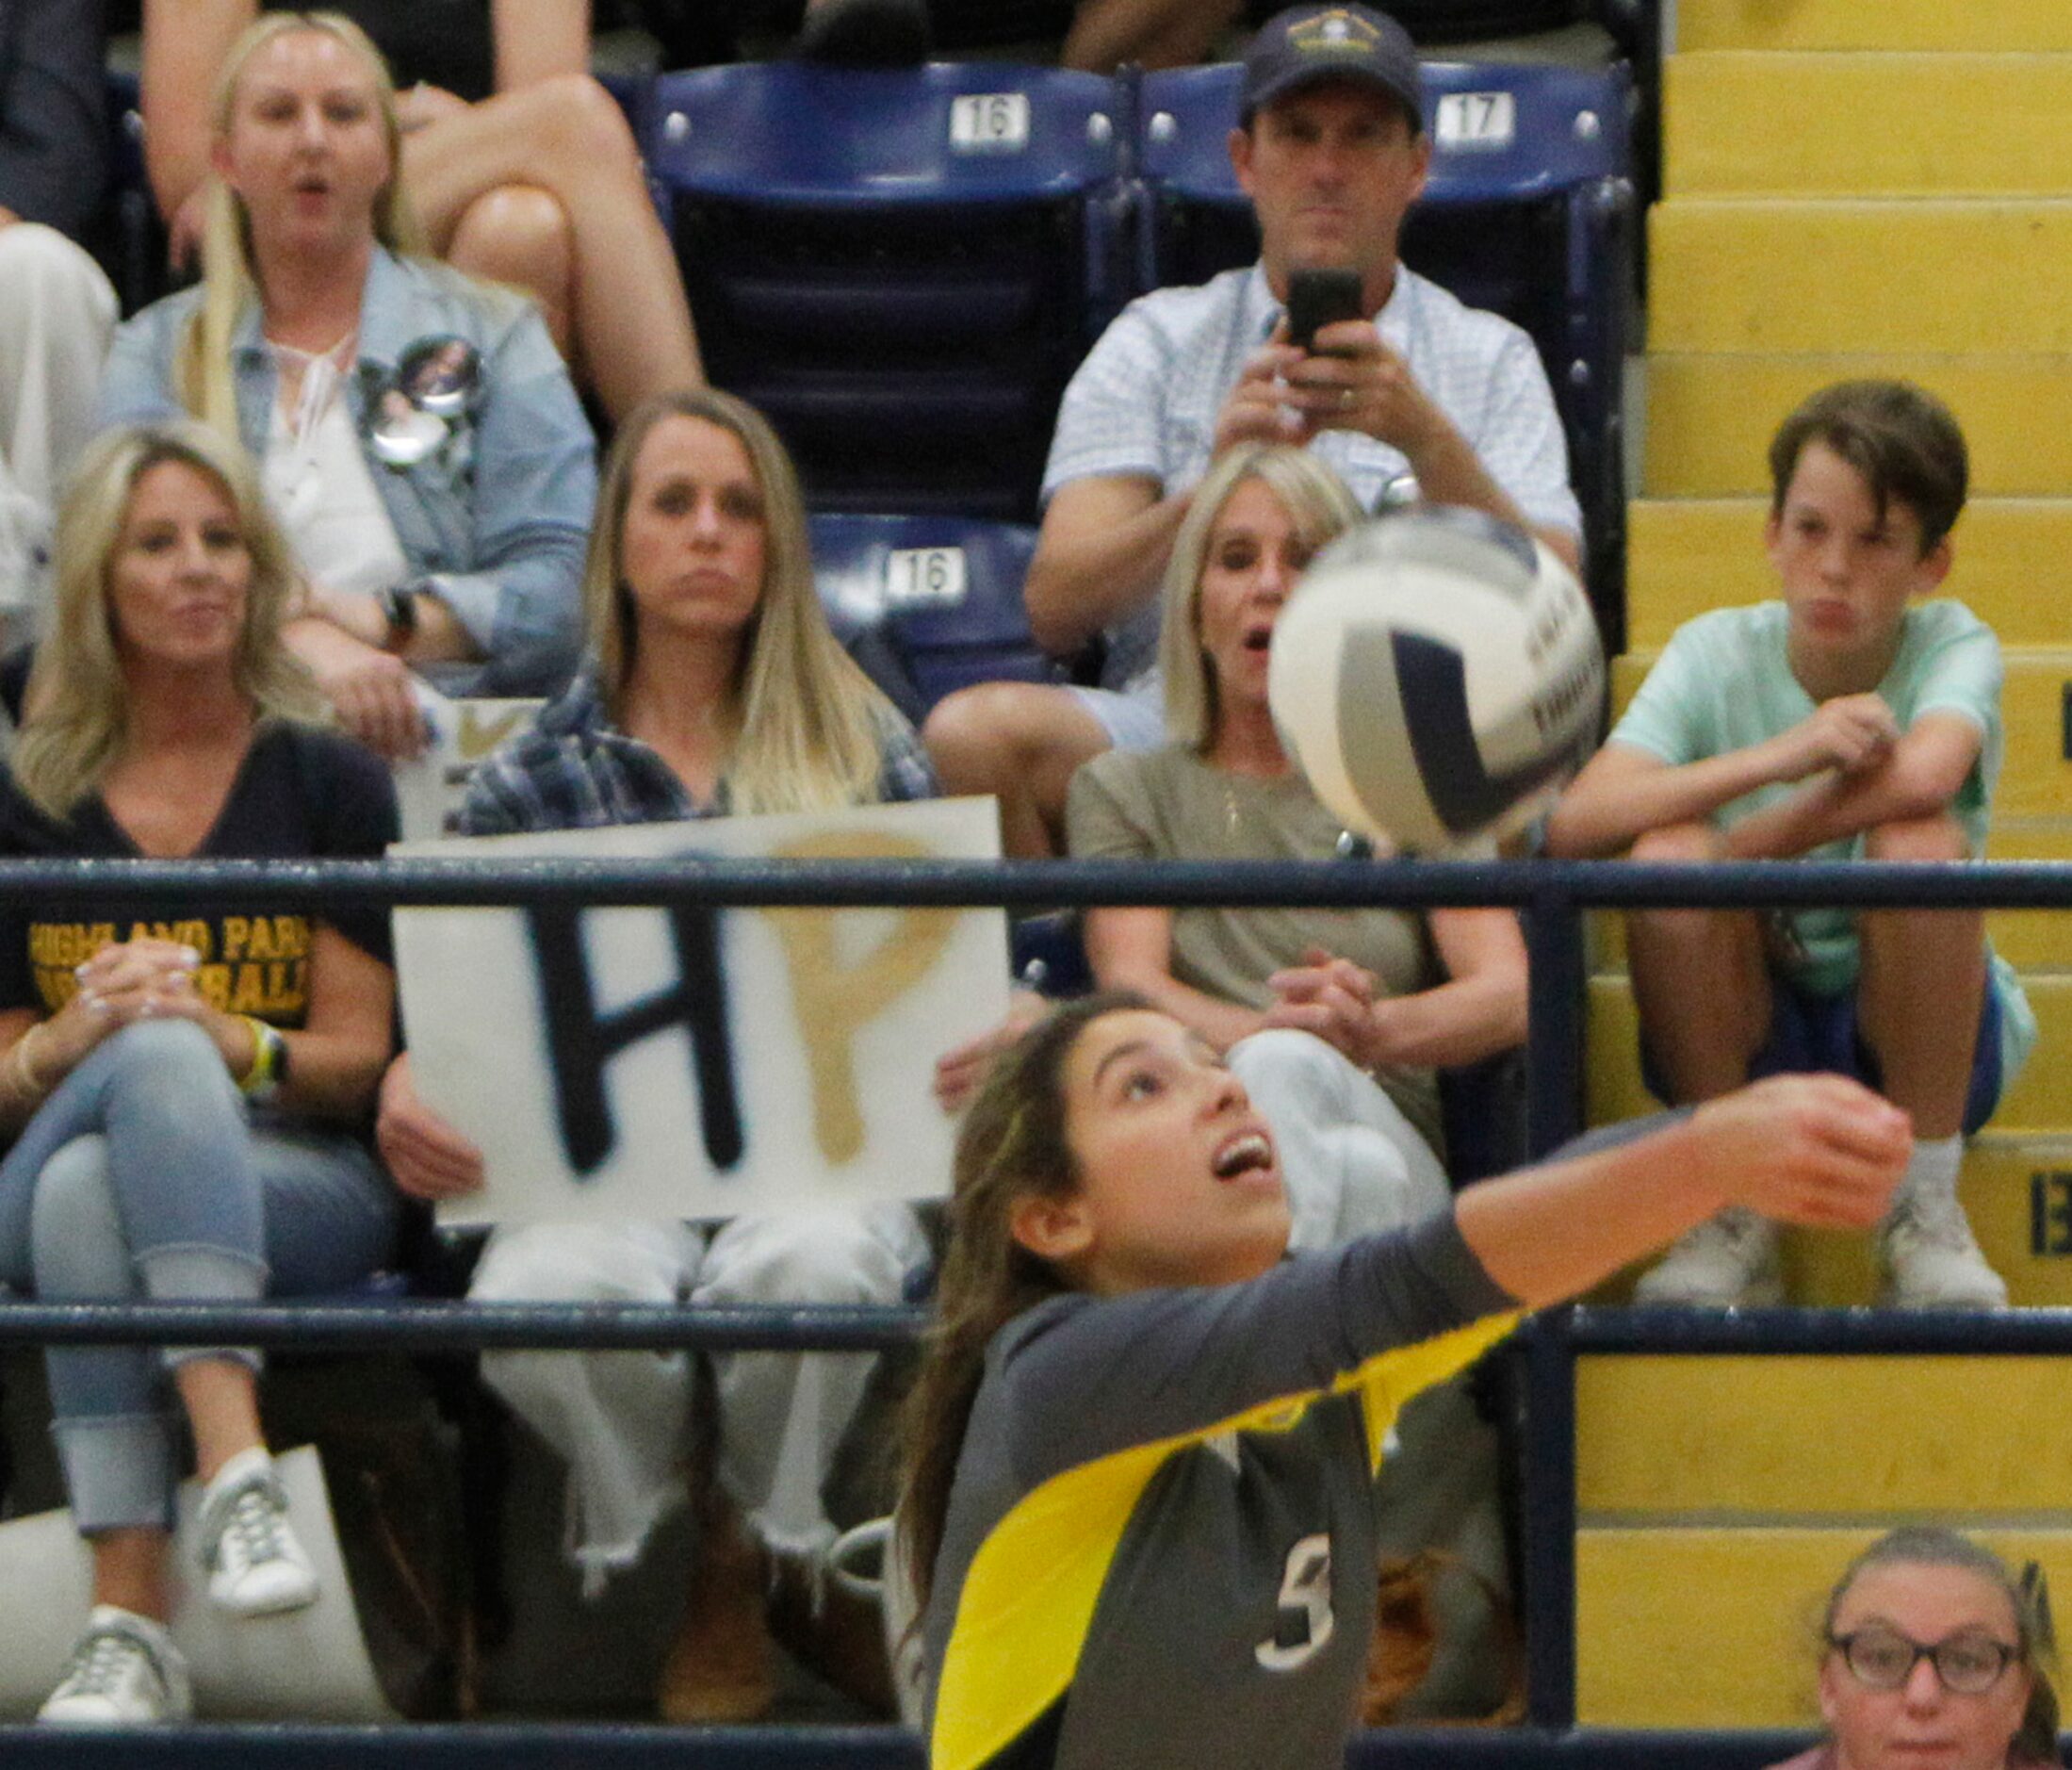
[380,583,420,652]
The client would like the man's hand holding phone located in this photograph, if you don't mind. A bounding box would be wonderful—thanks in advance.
[1210,267,1448,459]
[1280,268,1446,453]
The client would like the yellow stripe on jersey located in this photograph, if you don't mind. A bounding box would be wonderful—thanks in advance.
[929,1313,1519,1770]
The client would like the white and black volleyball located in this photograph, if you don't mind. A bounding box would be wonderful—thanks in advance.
[1267,506,1604,855]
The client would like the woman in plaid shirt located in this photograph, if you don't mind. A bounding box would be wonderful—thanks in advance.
[377,387,934,1721]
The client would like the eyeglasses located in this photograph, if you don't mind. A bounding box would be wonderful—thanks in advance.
[1829,1626,2019,1696]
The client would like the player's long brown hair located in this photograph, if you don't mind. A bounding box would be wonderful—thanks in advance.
[900,992,1151,1614]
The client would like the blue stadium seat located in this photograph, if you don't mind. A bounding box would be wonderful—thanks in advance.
[1135,59,1637,646]
[646,62,1131,521]
[810,512,1059,720]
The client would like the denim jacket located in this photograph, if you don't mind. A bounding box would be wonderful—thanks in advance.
[97,247,596,697]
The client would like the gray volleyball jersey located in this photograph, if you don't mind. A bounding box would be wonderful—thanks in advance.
[920,1213,1517,1770]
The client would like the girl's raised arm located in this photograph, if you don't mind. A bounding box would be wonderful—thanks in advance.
[1455,1073,1909,1309]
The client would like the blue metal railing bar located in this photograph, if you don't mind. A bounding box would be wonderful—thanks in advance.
[0,1299,927,1352]
[1,854,2071,911]
[1552,1303,2072,1354]
[0,1723,1833,1768]
[0,1724,926,1767]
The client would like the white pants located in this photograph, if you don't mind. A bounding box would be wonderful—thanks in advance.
[0,225,116,632]
[1228,1028,1451,1254]
[471,1202,930,1594]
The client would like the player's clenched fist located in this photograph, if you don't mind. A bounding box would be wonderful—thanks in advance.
[1688,1073,1911,1229]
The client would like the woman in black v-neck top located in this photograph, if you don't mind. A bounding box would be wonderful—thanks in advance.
[4,420,400,1726]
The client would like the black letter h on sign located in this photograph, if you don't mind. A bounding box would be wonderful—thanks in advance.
[526,903,744,1175]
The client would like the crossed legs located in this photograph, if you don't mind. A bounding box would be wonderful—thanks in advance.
[403,74,703,419]
[922,681,1114,860]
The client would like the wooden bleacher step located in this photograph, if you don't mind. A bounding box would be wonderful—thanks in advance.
[1576,1527,2072,1727]
[1643,355,2072,500]
[1664,53,2072,198]
[1609,647,2072,822]
[1576,1352,2072,1513]
[1675,0,2072,55]
[1588,973,2072,1140]
[1624,498,2072,648]
[1651,199,2072,354]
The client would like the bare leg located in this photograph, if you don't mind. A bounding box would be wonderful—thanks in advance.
[90,1529,172,1620]
[174,1356,266,1485]
[1063,0,1246,70]
[403,75,703,420]
[82,1348,262,1624]
[444,184,577,362]
[1624,821,1772,1104]
[1858,812,1984,1139]
[922,680,1112,860]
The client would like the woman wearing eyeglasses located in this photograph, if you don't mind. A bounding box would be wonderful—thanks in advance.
[97,12,595,762]
[1773,1527,2060,1770]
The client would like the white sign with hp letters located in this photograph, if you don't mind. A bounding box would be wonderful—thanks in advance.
[392,797,1008,1224]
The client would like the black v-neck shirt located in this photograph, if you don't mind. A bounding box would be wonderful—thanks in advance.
[0,723,399,1025]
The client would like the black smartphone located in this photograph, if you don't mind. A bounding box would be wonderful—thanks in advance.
[1285,268,1364,354]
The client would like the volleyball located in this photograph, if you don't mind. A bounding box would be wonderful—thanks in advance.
[1267,507,1604,855]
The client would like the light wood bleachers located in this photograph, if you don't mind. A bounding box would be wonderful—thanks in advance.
[1578,0,2072,1729]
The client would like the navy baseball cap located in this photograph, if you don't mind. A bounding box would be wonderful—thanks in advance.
[1239,5,1423,132]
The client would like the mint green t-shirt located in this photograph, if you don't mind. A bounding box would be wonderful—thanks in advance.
[1608,598,2034,1081]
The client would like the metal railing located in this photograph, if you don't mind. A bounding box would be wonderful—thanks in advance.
[6,851,2072,1759]
[0,1722,1830,1767]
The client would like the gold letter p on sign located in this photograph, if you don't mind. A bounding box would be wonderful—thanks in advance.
[763,832,958,1164]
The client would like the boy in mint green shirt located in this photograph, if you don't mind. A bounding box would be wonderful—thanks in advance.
[1547,380,2031,1308]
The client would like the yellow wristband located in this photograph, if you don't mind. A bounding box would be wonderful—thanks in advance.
[238,1016,285,1100]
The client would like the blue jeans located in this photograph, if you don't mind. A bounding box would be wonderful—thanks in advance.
[0,1021,397,1532]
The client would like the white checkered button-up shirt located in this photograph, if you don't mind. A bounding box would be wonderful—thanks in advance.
[1041,262,1582,690]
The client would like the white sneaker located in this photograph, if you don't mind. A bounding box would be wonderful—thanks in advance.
[198,1449,318,1617]
[1632,1206,1784,1306]
[1880,1192,2009,1309]
[39,1606,192,1724]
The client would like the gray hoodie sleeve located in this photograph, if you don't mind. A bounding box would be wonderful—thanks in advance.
[995,1209,1515,1489]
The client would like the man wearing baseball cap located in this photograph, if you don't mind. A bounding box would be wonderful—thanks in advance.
[922,3,1583,858]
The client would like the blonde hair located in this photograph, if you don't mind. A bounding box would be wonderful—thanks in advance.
[15,422,325,820]
[588,387,904,813]
[177,10,427,438]
[1157,444,1365,748]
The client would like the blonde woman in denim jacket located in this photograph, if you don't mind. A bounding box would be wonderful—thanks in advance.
[96,12,595,760]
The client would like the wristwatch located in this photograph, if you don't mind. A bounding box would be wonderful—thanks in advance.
[379,582,420,652]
